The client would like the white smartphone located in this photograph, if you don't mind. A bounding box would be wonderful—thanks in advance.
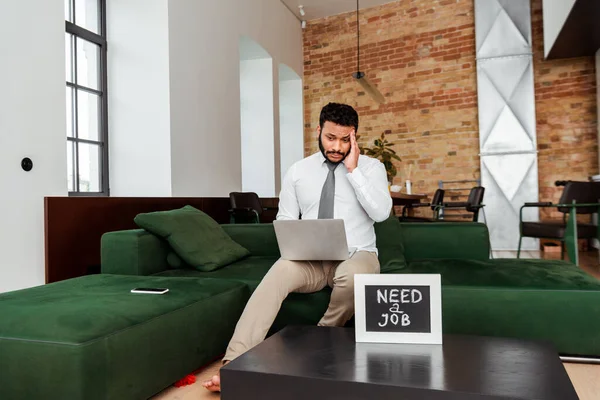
[130,287,169,295]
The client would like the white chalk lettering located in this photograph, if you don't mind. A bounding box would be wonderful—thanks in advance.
[401,289,409,303]
[402,313,411,326]
[378,313,389,327]
[412,289,422,303]
[378,288,423,304]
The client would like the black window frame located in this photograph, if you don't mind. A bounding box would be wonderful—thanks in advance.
[65,0,109,196]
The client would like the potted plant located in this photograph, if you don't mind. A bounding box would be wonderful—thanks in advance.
[359,133,401,184]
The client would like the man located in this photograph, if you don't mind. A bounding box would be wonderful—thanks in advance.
[203,102,392,392]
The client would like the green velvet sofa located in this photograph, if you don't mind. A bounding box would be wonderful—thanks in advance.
[0,275,248,400]
[101,218,600,357]
[2,218,599,399]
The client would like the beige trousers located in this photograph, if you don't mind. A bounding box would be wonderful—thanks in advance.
[223,251,380,362]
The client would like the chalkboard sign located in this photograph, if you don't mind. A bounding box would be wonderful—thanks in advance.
[365,285,431,333]
[354,274,442,344]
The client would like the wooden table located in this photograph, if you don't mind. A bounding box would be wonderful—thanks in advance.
[390,192,428,216]
[221,326,578,400]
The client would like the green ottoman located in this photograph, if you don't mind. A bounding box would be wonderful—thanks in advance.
[0,274,249,400]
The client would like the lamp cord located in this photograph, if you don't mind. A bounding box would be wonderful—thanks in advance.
[356,0,360,73]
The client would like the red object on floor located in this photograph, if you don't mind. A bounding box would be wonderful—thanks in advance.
[173,353,224,388]
[174,374,196,387]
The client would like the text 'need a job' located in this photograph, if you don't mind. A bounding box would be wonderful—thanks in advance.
[376,288,423,328]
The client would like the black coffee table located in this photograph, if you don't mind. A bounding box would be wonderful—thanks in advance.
[221,325,578,399]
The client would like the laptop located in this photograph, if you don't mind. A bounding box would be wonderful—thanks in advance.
[273,219,357,261]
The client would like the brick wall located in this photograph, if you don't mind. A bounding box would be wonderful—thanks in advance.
[303,0,479,199]
[303,0,597,220]
[531,0,598,220]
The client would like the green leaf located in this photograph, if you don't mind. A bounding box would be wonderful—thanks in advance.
[360,133,402,180]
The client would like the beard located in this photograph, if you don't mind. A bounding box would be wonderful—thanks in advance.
[319,134,348,164]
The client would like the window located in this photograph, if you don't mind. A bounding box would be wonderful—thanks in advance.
[65,0,109,195]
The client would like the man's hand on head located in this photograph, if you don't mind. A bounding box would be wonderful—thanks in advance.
[343,130,359,173]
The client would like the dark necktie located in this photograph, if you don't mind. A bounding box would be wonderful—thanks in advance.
[318,161,338,219]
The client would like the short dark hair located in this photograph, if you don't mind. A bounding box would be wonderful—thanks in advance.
[319,103,359,132]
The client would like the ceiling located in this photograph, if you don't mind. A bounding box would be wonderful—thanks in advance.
[280,0,399,21]
[545,0,600,59]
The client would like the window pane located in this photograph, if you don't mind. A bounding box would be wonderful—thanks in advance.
[67,141,75,192]
[78,143,101,192]
[65,0,73,22]
[76,38,100,90]
[77,90,100,141]
[65,34,74,83]
[66,87,74,137]
[75,0,100,34]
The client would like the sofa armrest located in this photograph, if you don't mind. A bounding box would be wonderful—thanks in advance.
[399,222,490,261]
[101,229,170,276]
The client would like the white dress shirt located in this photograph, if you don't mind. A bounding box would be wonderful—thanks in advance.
[277,151,393,254]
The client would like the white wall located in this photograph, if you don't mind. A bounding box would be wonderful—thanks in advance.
[0,0,67,293]
[542,0,577,58]
[240,58,276,197]
[279,65,304,184]
[107,0,172,196]
[168,0,303,196]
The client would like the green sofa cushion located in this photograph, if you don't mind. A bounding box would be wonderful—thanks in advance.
[441,286,600,357]
[155,256,278,291]
[153,217,406,274]
[405,258,600,290]
[166,251,185,269]
[222,223,281,258]
[134,205,250,272]
[153,257,336,334]
[101,229,171,276]
[400,222,491,261]
[0,274,249,400]
[373,216,407,273]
